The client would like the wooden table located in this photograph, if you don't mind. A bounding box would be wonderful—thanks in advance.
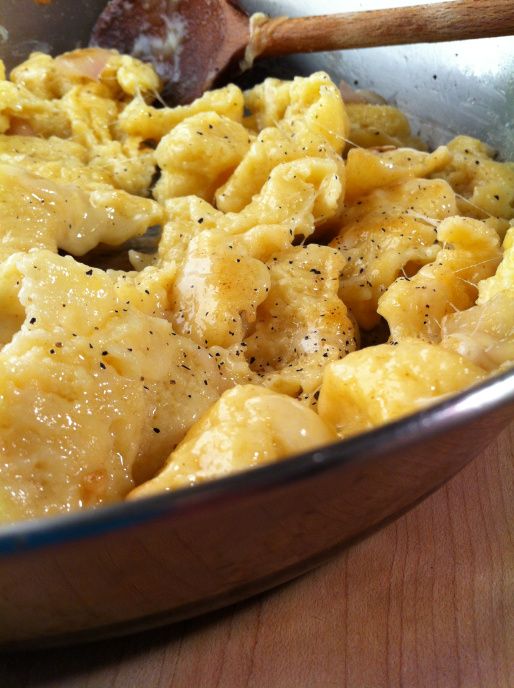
[2,422,513,688]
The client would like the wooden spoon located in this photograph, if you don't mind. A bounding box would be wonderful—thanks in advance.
[91,0,514,104]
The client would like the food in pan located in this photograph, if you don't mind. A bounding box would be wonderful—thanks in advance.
[0,48,512,522]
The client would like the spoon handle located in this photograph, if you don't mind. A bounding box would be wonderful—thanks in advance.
[254,0,514,57]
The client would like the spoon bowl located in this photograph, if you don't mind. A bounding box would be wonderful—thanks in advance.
[90,0,514,104]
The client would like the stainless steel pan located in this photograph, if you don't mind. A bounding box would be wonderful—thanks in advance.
[0,0,513,648]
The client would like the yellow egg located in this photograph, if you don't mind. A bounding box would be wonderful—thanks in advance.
[0,49,512,520]
[129,385,336,497]
[318,339,485,438]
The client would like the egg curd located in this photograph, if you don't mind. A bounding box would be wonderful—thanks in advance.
[0,48,512,522]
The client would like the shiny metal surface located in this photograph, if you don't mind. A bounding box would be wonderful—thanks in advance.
[0,0,104,66]
[0,0,513,647]
[241,0,514,155]
[1,0,513,155]
[0,371,513,648]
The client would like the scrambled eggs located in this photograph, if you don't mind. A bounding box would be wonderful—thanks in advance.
[0,49,512,522]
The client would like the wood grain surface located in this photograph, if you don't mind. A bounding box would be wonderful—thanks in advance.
[1,421,513,688]
[256,0,514,57]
